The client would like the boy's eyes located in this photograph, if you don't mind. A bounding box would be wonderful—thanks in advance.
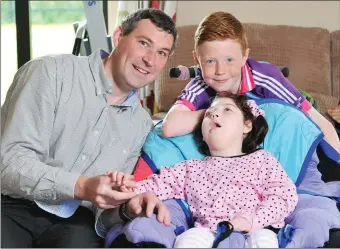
[204,58,233,64]
[205,59,216,64]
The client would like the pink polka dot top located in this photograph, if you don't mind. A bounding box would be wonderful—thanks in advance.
[136,149,298,232]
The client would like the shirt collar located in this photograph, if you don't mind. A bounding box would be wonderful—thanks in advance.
[88,49,138,107]
[119,90,139,107]
[239,61,256,94]
[88,49,112,96]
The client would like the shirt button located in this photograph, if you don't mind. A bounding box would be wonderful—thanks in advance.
[94,130,99,135]
[81,155,87,161]
[122,150,127,154]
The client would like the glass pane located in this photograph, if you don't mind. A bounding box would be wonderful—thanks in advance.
[30,1,86,59]
[1,1,17,105]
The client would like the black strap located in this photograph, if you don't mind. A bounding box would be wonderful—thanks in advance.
[212,221,234,248]
[118,202,133,222]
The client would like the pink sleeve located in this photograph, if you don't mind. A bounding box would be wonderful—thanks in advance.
[251,152,298,231]
[135,161,190,201]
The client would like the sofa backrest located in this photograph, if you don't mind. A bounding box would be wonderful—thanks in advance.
[155,23,336,112]
[331,30,340,99]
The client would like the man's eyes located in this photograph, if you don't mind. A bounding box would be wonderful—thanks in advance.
[139,40,149,47]
[158,51,167,57]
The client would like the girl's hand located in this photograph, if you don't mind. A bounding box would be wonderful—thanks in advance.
[106,170,136,192]
[230,216,252,232]
[126,192,171,226]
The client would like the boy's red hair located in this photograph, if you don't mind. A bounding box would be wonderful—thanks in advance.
[194,11,248,55]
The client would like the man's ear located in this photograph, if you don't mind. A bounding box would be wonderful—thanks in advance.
[112,26,124,48]
[242,48,250,66]
[192,50,200,66]
[243,119,252,135]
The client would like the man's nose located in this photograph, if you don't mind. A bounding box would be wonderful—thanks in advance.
[142,51,155,67]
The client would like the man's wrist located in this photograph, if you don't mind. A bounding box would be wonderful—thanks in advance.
[119,202,133,222]
[74,175,89,200]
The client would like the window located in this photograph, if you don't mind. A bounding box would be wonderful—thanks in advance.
[1,1,17,104]
[30,1,86,59]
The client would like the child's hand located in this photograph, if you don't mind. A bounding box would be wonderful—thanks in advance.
[106,170,136,192]
[230,216,252,232]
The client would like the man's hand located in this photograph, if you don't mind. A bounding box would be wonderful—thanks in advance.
[230,216,252,232]
[74,175,137,209]
[126,192,171,226]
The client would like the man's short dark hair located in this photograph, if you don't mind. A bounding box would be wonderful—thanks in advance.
[121,8,178,54]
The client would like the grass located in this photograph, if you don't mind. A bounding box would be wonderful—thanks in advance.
[1,24,77,104]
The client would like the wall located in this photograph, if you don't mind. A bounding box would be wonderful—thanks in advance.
[108,0,118,35]
[176,1,340,31]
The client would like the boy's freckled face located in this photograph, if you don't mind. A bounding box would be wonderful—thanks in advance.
[194,39,248,94]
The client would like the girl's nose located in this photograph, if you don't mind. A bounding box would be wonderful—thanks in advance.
[212,113,219,118]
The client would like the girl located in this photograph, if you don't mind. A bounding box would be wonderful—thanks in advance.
[110,92,298,248]
[160,11,339,153]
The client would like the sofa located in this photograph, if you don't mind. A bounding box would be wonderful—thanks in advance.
[152,23,340,124]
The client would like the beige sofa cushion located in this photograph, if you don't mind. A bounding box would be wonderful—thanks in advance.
[331,30,340,99]
[310,91,339,114]
[243,24,331,97]
[156,24,332,112]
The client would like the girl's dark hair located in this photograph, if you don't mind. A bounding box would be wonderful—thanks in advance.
[194,92,269,156]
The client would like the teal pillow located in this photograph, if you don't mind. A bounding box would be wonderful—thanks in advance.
[143,98,323,186]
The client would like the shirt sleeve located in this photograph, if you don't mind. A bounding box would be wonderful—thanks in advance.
[251,152,298,231]
[135,160,191,201]
[123,114,153,172]
[252,64,312,113]
[93,113,153,238]
[175,74,212,111]
[1,58,81,202]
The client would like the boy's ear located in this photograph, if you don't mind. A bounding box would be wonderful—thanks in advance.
[192,50,200,66]
[112,26,124,48]
[243,119,252,134]
[242,48,250,66]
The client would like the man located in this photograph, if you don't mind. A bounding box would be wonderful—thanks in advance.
[1,8,177,247]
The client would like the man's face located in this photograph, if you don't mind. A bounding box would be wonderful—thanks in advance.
[112,19,174,91]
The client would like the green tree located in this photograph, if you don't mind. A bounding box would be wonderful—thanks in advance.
[1,1,86,25]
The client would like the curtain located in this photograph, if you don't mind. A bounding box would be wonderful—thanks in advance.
[149,0,177,115]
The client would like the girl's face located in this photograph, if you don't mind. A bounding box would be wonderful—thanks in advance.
[201,97,252,155]
[193,39,249,94]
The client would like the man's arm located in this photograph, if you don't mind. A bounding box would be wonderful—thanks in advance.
[94,114,153,237]
[161,104,205,137]
[1,59,80,202]
[307,107,340,153]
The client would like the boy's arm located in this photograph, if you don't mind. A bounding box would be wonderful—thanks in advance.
[307,107,340,153]
[254,63,340,152]
[161,74,212,138]
[161,104,205,137]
